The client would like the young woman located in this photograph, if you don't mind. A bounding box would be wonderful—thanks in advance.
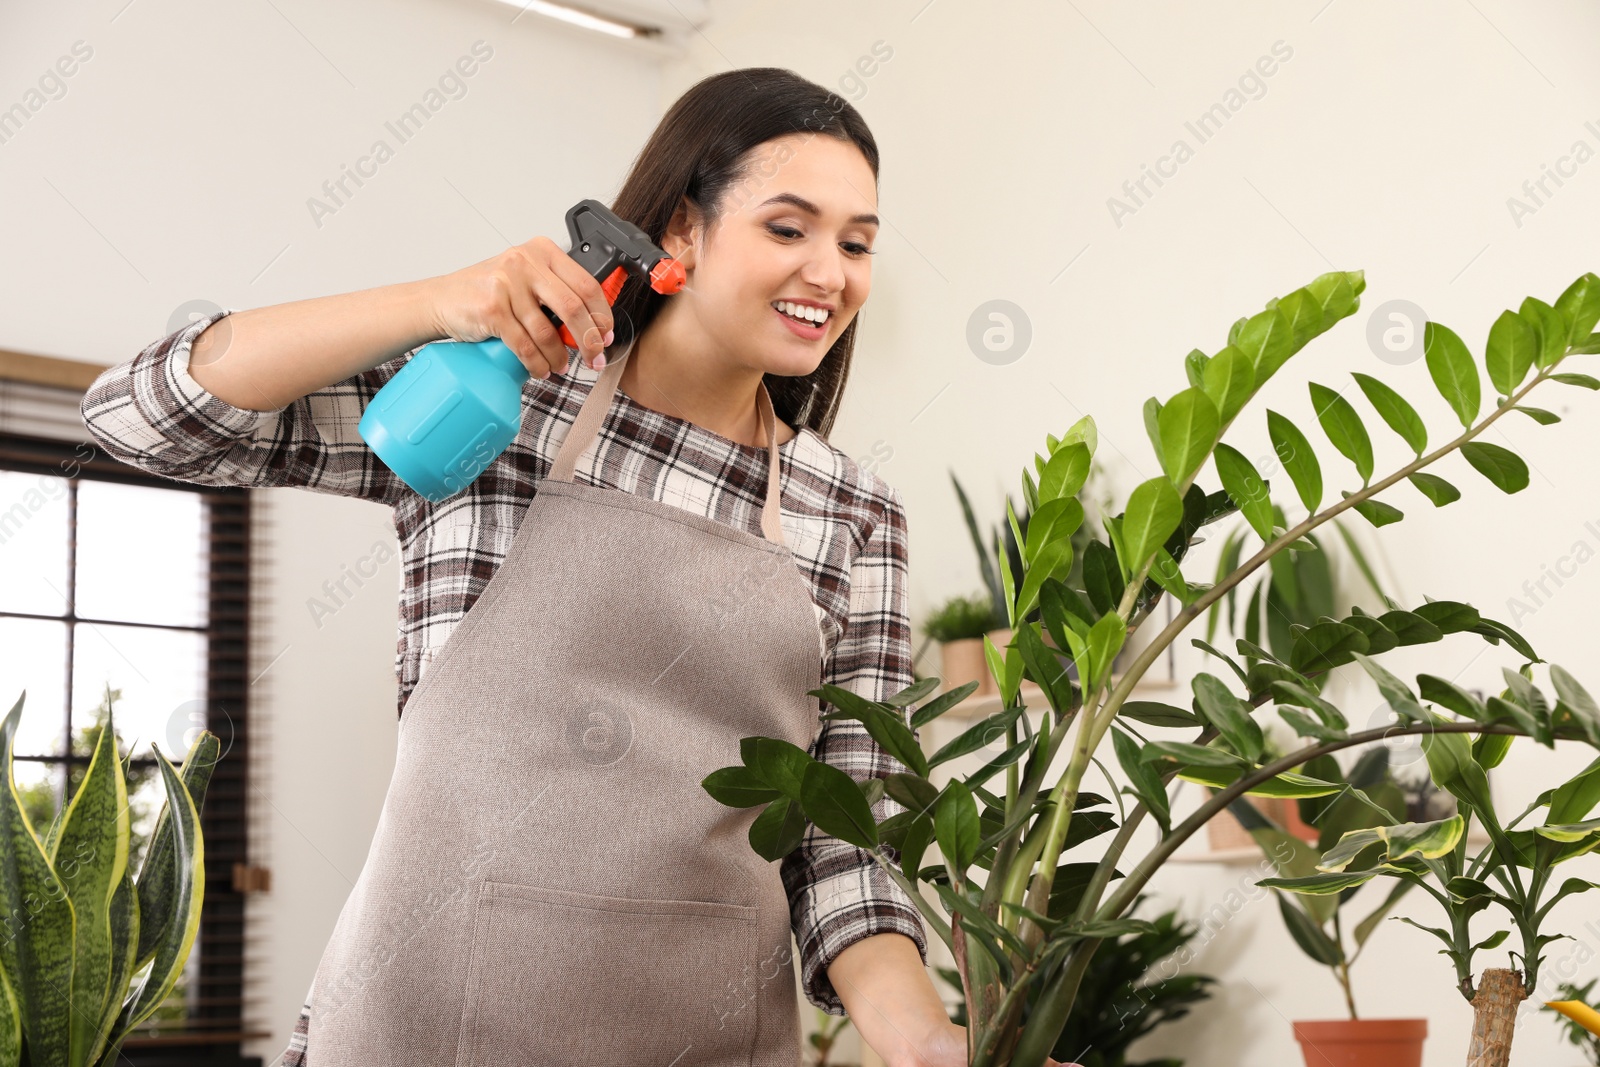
[81,68,1069,1067]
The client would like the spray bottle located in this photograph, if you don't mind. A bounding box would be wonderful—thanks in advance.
[357,199,687,502]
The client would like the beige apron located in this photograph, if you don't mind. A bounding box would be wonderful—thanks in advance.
[306,341,824,1066]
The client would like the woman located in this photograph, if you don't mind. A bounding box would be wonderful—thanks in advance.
[81,68,1070,1067]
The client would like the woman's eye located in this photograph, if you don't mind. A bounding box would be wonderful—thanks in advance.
[767,224,876,257]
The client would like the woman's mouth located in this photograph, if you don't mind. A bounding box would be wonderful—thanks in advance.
[771,300,828,340]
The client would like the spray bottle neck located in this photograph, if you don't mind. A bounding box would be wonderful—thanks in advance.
[477,337,532,385]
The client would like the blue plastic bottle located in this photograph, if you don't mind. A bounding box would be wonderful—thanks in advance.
[357,199,686,503]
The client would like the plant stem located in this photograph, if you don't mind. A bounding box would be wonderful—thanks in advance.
[1466,968,1526,1067]
[1334,911,1358,1020]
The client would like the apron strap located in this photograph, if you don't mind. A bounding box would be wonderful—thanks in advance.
[548,340,788,548]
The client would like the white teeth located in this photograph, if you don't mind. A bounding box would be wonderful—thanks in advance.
[772,301,829,325]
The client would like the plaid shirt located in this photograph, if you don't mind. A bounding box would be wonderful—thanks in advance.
[79,310,928,1057]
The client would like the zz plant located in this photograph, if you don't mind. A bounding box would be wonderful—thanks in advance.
[1,691,218,1067]
[704,268,1600,1067]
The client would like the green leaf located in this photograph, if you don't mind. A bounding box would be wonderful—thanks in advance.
[1408,472,1461,507]
[934,780,980,876]
[1122,476,1184,574]
[1289,620,1369,674]
[909,683,981,730]
[110,740,208,1051]
[1274,287,1328,364]
[1111,727,1171,834]
[748,796,807,860]
[0,694,75,1067]
[927,703,1026,769]
[1185,348,1210,389]
[739,736,812,801]
[1550,664,1600,745]
[1550,371,1600,390]
[1143,396,1164,464]
[1306,271,1363,324]
[800,760,880,850]
[1275,892,1343,965]
[703,765,783,808]
[1353,880,1414,949]
[859,707,930,779]
[1142,740,1250,768]
[1486,309,1539,397]
[1119,701,1202,728]
[1083,540,1125,617]
[1177,765,1345,798]
[1309,381,1374,483]
[1259,871,1381,895]
[1158,387,1221,486]
[1267,409,1323,513]
[1421,727,1496,818]
[1520,296,1568,370]
[1191,673,1264,762]
[1234,308,1293,385]
[1342,491,1404,528]
[1555,272,1600,347]
[1424,322,1480,427]
[1038,442,1092,504]
[1351,372,1428,455]
[1203,344,1257,424]
[1214,444,1274,541]
[1085,612,1126,692]
[1510,405,1560,425]
[1459,442,1530,493]
[47,704,131,1067]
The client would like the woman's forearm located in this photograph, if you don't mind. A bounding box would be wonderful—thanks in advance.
[187,276,444,412]
[825,932,952,1067]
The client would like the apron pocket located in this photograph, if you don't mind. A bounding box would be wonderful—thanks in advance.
[457,879,761,1067]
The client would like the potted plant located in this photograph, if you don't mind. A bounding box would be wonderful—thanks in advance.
[0,690,219,1067]
[1235,747,1428,1065]
[703,267,1600,1066]
[928,593,1009,696]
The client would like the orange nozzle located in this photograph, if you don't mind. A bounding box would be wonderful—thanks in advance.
[650,257,687,294]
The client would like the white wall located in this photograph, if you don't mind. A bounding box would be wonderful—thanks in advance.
[6,0,1599,1063]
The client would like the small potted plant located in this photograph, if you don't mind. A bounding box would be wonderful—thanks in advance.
[927,592,1006,695]
[1240,747,1429,1065]
[0,689,219,1067]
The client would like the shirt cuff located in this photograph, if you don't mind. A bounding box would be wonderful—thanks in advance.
[788,847,930,1016]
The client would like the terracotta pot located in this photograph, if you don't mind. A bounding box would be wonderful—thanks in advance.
[938,638,988,697]
[1293,1018,1427,1067]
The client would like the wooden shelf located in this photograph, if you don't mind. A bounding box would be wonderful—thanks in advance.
[942,673,1179,721]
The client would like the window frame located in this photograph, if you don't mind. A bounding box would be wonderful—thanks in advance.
[0,431,263,1067]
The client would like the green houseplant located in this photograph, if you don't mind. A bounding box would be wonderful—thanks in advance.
[1236,747,1432,1063]
[0,690,218,1067]
[940,897,1214,1067]
[704,267,1600,1067]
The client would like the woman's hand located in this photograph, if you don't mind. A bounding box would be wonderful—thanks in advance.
[426,236,617,379]
[891,1020,1079,1067]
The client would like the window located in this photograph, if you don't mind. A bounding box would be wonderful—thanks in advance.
[0,428,262,1067]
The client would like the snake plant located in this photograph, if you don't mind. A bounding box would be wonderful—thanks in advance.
[0,690,218,1067]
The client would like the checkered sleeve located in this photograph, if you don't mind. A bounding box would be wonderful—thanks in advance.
[78,308,411,504]
[781,482,929,1016]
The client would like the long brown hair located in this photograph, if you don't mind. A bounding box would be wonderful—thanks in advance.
[608,68,880,441]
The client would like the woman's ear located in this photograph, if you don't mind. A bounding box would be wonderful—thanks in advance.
[662,196,705,268]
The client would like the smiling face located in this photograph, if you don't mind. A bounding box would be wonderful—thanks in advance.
[659,133,880,378]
